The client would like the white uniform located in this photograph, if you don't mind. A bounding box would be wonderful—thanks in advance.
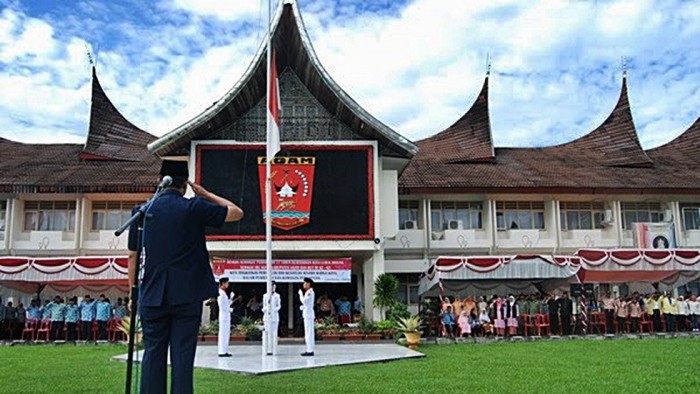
[262,291,281,355]
[218,289,232,355]
[299,288,315,353]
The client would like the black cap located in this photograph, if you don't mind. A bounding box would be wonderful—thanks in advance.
[160,160,189,178]
[219,277,229,285]
[303,277,314,286]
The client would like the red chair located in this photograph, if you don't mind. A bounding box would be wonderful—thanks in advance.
[535,314,550,336]
[92,321,99,340]
[339,315,351,325]
[108,318,125,341]
[639,313,653,333]
[21,320,38,341]
[591,313,606,334]
[522,314,534,336]
[36,320,51,341]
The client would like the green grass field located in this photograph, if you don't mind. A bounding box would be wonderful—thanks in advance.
[2,339,699,393]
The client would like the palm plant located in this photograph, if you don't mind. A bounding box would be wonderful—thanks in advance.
[373,273,399,319]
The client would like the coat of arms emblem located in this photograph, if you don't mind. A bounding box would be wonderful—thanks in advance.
[258,156,316,230]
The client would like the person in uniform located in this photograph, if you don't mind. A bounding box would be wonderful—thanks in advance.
[217,277,232,357]
[262,281,281,355]
[64,297,80,341]
[79,295,96,340]
[127,161,243,394]
[299,277,315,356]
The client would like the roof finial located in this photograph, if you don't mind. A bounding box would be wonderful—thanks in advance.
[85,44,94,66]
[621,56,627,78]
[486,52,491,76]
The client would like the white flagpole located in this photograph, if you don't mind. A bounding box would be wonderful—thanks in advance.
[264,0,273,357]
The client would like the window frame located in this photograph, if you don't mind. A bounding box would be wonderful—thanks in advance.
[495,201,546,230]
[90,201,143,231]
[620,202,665,230]
[430,201,483,231]
[559,202,606,231]
[22,201,77,232]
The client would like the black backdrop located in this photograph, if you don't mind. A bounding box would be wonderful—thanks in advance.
[197,145,373,239]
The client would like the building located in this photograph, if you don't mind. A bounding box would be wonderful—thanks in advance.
[2,2,700,323]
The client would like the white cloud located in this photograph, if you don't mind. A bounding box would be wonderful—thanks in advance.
[170,0,262,21]
[0,0,698,152]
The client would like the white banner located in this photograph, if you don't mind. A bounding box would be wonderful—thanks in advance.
[211,258,352,283]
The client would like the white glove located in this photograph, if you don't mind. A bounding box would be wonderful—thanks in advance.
[230,292,235,301]
[298,289,303,297]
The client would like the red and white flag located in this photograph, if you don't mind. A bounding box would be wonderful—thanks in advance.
[267,50,281,161]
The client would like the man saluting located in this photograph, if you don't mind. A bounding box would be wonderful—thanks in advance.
[127,161,244,394]
[299,277,315,356]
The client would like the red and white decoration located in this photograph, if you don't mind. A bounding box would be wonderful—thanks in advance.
[0,256,128,285]
[266,50,281,160]
[212,258,352,283]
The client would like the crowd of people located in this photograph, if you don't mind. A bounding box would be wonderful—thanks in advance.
[437,290,700,338]
[0,294,130,341]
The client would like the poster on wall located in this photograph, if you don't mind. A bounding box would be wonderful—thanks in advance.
[211,258,352,283]
[633,222,676,249]
[196,144,374,240]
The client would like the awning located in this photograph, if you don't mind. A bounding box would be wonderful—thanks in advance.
[0,256,128,285]
[419,255,580,295]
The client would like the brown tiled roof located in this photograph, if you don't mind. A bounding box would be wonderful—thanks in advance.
[399,77,700,195]
[647,117,700,166]
[414,76,494,163]
[0,69,161,194]
[549,76,652,168]
[81,68,156,162]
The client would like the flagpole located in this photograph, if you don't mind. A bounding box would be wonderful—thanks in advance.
[264,0,273,357]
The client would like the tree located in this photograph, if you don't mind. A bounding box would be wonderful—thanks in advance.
[373,273,399,319]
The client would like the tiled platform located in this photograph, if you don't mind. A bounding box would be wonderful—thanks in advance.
[113,344,425,375]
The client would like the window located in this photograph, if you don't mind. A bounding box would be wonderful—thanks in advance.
[395,274,420,305]
[620,202,664,230]
[496,201,545,230]
[91,201,142,231]
[560,202,606,230]
[0,200,6,232]
[430,201,482,230]
[23,201,76,232]
[398,200,420,229]
[680,203,700,231]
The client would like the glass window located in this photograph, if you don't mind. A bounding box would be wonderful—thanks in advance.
[620,202,664,230]
[0,201,6,232]
[90,201,142,231]
[496,201,545,230]
[680,203,700,230]
[429,201,483,230]
[560,202,605,230]
[398,200,420,230]
[23,201,76,232]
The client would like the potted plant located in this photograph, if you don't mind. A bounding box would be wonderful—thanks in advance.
[344,327,364,341]
[374,319,397,340]
[237,316,261,341]
[200,320,218,342]
[373,273,399,319]
[359,316,380,340]
[396,316,423,350]
[118,317,142,346]
[317,316,341,341]
[230,324,247,342]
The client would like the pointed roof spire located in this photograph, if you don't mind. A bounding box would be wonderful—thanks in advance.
[552,74,653,168]
[81,67,156,161]
[416,73,495,163]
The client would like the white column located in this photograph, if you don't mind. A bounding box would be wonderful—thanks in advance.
[287,282,294,330]
[363,250,385,321]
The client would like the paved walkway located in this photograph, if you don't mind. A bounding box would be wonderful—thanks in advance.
[113,343,424,375]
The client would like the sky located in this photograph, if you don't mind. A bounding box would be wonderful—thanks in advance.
[0,0,698,149]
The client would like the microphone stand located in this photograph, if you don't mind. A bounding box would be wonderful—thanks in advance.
[115,185,167,394]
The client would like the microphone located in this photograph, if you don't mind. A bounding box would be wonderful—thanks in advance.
[158,175,173,189]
